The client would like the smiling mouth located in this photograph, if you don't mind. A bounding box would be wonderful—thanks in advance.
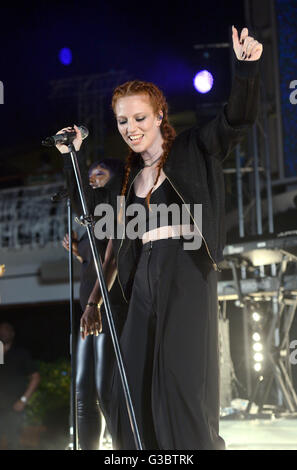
[128,134,144,143]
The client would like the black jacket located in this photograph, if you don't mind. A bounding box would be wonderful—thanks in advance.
[111,59,260,302]
[66,58,260,303]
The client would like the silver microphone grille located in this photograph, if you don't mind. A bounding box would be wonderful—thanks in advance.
[78,125,89,140]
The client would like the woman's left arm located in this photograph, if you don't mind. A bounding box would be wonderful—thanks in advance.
[197,26,263,161]
[226,26,263,125]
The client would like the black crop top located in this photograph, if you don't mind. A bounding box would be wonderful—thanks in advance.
[131,177,195,238]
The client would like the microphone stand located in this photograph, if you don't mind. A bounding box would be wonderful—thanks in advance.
[67,144,143,450]
[67,198,78,450]
[51,190,78,450]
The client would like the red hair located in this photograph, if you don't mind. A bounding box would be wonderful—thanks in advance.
[111,80,176,209]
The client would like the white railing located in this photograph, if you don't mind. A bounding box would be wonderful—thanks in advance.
[0,183,68,249]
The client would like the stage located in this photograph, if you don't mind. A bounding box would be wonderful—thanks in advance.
[99,417,297,451]
[220,417,297,450]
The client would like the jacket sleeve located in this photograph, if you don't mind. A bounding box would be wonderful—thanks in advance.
[62,151,97,217]
[196,59,260,161]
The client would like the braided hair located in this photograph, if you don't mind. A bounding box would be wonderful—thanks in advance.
[111,80,176,209]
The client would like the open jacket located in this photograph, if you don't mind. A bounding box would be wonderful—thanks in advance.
[65,58,260,304]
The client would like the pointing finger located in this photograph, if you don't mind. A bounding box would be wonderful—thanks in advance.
[240,27,249,45]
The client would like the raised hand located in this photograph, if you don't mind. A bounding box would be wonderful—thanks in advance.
[55,124,83,154]
[232,26,263,62]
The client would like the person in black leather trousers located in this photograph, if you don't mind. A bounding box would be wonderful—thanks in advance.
[62,158,127,450]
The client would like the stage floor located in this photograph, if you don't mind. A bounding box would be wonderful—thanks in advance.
[220,418,297,450]
[102,417,297,450]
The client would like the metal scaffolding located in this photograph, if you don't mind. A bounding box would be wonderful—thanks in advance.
[49,70,130,160]
[218,0,297,416]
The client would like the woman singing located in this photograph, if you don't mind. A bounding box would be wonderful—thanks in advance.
[57,26,263,450]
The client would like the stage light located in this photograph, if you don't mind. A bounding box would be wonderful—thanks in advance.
[253,342,263,352]
[252,312,261,322]
[254,363,262,372]
[254,353,264,362]
[253,333,261,342]
[59,47,72,66]
[249,303,266,374]
[193,70,214,94]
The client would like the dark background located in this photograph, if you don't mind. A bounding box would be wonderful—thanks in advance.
[0,1,245,181]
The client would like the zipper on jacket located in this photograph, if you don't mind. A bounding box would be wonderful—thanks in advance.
[165,175,221,272]
[146,240,157,317]
[116,169,143,303]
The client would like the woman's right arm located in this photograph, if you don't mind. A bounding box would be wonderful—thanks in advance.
[88,238,117,306]
[80,238,118,339]
[55,125,96,216]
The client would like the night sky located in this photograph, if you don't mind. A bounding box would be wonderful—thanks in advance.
[0,0,245,177]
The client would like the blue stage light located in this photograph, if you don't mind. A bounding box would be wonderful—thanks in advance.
[193,70,214,94]
[59,48,72,66]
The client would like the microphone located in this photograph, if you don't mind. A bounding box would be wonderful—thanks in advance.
[42,125,89,147]
[51,188,69,202]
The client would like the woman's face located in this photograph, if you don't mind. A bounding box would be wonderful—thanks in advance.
[115,94,162,153]
[89,165,111,189]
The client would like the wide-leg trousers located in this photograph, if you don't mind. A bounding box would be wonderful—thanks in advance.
[110,237,226,450]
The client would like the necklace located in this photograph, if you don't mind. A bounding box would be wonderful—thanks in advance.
[143,155,162,168]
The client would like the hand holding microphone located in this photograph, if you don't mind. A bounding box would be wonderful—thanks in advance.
[56,124,83,154]
[43,124,88,154]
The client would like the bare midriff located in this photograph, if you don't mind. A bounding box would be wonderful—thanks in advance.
[142,224,198,244]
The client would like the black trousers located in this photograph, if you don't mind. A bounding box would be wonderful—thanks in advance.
[76,306,125,450]
[110,237,225,450]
